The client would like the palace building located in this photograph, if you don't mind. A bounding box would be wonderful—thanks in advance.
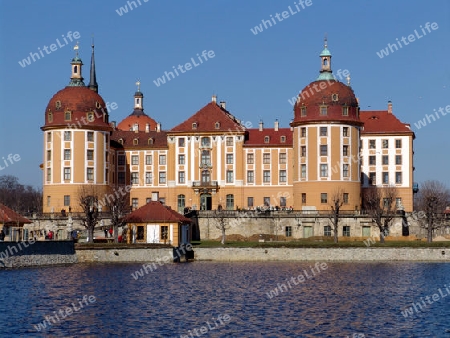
[41,41,416,215]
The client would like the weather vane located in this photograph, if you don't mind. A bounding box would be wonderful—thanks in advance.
[74,42,79,57]
[136,80,141,92]
[346,74,351,86]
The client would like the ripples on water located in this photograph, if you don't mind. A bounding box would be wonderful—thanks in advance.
[0,262,449,337]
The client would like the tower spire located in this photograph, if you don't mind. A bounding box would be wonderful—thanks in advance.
[68,43,85,87]
[317,37,335,81]
[88,38,98,93]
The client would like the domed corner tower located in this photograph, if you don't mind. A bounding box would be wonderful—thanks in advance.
[41,44,113,213]
[290,39,363,211]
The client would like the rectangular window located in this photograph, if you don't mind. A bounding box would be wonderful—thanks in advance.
[395,172,402,184]
[226,170,233,183]
[64,195,70,206]
[247,153,254,164]
[47,150,51,161]
[64,131,71,141]
[369,172,376,185]
[64,167,71,180]
[145,172,152,184]
[301,107,306,116]
[280,197,286,207]
[264,197,270,207]
[320,127,327,136]
[302,193,306,203]
[285,226,292,237]
[131,155,139,165]
[343,164,349,177]
[324,226,331,236]
[395,155,402,165]
[343,193,349,204]
[178,171,185,184]
[263,153,270,164]
[382,155,389,165]
[321,193,328,204]
[396,197,402,208]
[132,198,139,209]
[47,133,51,142]
[160,226,169,240]
[247,197,254,207]
[47,168,51,181]
[382,139,389,149]
[320,164,328,177]
[263,170,270,183]
[178,138,185,147]
[343,226,350,237]
[118,155,125,166]
[226,154,233,164]
[226,194,234,210]
[247,170,254,183]
[87,168,94,181]
[159,155,166,165]
[343,145,348,156]
[301,164,306,178]
[342,106,349,116]
[87,132,94,142]
[226,137,233,146]
[395,139,402,148]
[159,172,166,184]
[64,149,71,160]
[343,127,349,137]
[301,146,306,157]
[301,127,306,137]
[146,155,152,165]
[320,106,327,116]
[320,145,328,156]
[279,153,286,164]
[87,150,94,161]
[279,170,287,182]
[131,172,139,184]
[369,140,376,149]
[369,156,376,165]
[118,172,125,184]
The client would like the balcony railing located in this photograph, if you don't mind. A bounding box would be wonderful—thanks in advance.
[192,181,219,188]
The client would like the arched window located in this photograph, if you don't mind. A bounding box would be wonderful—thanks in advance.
[226,194,234,210]
[323,58,328,66]
[74,65,78,74]
[133,138,139,145]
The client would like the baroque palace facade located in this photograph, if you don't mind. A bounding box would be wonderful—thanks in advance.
[41,42,416,216]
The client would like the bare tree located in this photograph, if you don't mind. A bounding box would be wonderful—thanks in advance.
[104,186,130,243]
[328,188,345,243]
[415,180,450,243]
[78,185,101,243]
[214,210,230,245]
[363,186,398,243]
[0,175,42,215]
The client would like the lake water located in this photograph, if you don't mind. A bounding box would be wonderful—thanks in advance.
[1,262,449,337]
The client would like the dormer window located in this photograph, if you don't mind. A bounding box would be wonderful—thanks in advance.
[192,122,197,130]
[280,136,286,143]
[342,106,349,116]
[87,112,94,122]
[64,111,71,121]
[96,101,102,109]
[264,136,270,143]
[301,106,307,117]
[118,138,124,145]
[320,106,327,116]
[215,122,220,129]
[47,111,53,123]
[331,94,339,102]
[148,138,154,145]
[55,101,61,109]
[133,138,139,145]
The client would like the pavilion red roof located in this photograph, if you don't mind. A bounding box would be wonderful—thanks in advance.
[123,201,191,223]
[0,204,32,225]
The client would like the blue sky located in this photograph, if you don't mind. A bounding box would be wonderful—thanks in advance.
[0,0,449,189]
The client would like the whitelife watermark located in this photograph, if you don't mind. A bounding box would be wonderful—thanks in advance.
[18,31,81,68]
[116,0,149,16]
[266,262,328,299]
[287,68,351,106]
[0,239,36,261]
[376,22,438,59]
[401,284,450,318]
[413,103,450,130]
[179,314,231,338]
[34,295,96,331]
[250,0,313,35]
[0,154,21,171]
[153,50,216,87]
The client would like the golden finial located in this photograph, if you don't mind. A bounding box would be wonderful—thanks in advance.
[346,74,351,86]
[136,80,141,92]
[74,42,79,56]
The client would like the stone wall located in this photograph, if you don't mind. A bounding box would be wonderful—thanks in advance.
[76,247,174,263]
[194,247,450,262]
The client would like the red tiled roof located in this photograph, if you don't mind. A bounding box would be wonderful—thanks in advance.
[360,111,413,134]
[123,201,191,223]
[0,204,32,225]
[244,128,293,147]
[117,110,158,132]
[170,102,245,133]
[111,130,168,149]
